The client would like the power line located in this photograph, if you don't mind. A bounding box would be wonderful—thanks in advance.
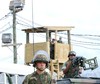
[0,12,11,21]
[71,39,100,46]
[0,26,12,34]
[17,21,32,27]
[58,32,100,41]
[0,22,11,30]
[16,14,43,27]
[72,36,100,41]
[16,16,32,26]
[1,13,100,51]
[71,34,100,37]
[58,32,100,37]
[73,44,100,50]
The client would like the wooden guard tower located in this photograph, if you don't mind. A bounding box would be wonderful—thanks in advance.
[22,26,74,79]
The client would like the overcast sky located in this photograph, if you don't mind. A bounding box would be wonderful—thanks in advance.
[0,0,100,68]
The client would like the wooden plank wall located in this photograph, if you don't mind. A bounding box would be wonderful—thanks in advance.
[25,42,50,63]
[55,43,70,63]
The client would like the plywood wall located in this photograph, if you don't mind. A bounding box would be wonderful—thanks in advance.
[55,43,71,63]
[25,42,50,63]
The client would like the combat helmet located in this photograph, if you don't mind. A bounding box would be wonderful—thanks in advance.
[31,50,50,67]
[68,51,76,57]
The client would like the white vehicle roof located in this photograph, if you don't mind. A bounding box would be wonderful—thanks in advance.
[0,63,35,75]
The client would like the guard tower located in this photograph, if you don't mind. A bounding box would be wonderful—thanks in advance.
[22,26,74,79]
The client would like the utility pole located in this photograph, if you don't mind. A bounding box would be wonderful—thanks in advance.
[9,0,25,63]
[2,0,24,64]
[13,5,17,63]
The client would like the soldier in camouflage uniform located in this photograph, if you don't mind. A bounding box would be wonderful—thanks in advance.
[62,51,82,78]
[22,50,52,84]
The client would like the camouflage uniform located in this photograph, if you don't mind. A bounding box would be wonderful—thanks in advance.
[62,60,79,78]
[23,50,52,84]
[22,71,51,84]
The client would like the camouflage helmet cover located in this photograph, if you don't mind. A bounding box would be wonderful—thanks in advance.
[32,50,50,63]
[68,51,76,57]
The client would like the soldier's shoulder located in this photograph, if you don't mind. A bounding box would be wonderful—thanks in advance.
[26,71,36,78]
[25,73,32,78]
[44,71,51,78]
[44,71,50,75]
